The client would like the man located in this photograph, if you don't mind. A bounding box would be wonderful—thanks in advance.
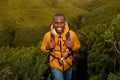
[41,14,81,80]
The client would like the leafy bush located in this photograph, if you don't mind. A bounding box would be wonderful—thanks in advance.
[0,46,50,80]
[78,22,117,79]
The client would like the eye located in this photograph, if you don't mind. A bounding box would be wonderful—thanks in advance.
[54,21,65,25]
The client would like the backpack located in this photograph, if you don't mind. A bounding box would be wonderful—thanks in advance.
[49,31,73,67]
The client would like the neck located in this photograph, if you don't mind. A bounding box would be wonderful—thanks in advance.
[57,32,62,35]
[57,30,64,35]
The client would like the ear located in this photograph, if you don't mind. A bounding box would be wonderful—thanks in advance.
[50,21,53,25]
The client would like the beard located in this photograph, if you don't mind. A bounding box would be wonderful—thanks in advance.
[55,27,64,34]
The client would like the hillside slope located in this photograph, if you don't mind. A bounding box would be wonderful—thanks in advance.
[81,0,120,29]
[0,0,120,46]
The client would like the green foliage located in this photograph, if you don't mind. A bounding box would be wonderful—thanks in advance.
[89,74,102,80]
[77,14,120,80]
[108,72,120,80]
[103,14,120,55]
[82,0,120,28]
[1,0,120,80]
[0,0,86,47]
[0,46,49,80]
[108,72,115,80]
[78,23,116,79]
[104,14,120,41]
[103,14,120,79]
[0,0,120,46]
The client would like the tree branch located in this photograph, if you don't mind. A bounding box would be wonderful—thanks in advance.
[113,41,120,54]
[106,39,120,54]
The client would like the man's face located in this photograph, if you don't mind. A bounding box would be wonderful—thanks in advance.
[53,16,65,34]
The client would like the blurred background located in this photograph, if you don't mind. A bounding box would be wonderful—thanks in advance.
[0,0,120,80]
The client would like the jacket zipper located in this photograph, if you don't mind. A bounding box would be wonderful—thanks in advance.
[59,36,64,71]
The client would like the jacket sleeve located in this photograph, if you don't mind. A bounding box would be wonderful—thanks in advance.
[70,30,81,51]
[41,32,50,53]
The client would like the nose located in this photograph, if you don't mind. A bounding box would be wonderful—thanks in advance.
[57,23,62,27]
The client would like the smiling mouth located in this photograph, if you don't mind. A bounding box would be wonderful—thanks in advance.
[57,28,62,31]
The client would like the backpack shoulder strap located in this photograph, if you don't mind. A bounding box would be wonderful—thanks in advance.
[50,33,55,42]
[66,31,70,41]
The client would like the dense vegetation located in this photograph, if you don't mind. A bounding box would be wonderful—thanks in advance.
[0,0,120,80]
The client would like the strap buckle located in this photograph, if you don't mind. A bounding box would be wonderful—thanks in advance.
[59,57,65,60]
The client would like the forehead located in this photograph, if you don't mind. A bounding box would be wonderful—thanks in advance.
[53,16,65,22]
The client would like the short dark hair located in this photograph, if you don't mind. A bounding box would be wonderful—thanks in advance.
[53,13,65,21]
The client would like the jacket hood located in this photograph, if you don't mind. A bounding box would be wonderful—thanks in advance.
[50,22,69,37]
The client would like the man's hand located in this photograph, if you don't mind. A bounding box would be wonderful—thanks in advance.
[46,42,56,50]
[65,40,74,48]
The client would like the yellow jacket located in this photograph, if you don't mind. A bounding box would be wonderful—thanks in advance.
[41,22,81,71]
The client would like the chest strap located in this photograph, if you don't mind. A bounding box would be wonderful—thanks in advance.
[49,49,73,66]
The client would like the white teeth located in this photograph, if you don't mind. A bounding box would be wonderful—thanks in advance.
[57,28,62,30]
